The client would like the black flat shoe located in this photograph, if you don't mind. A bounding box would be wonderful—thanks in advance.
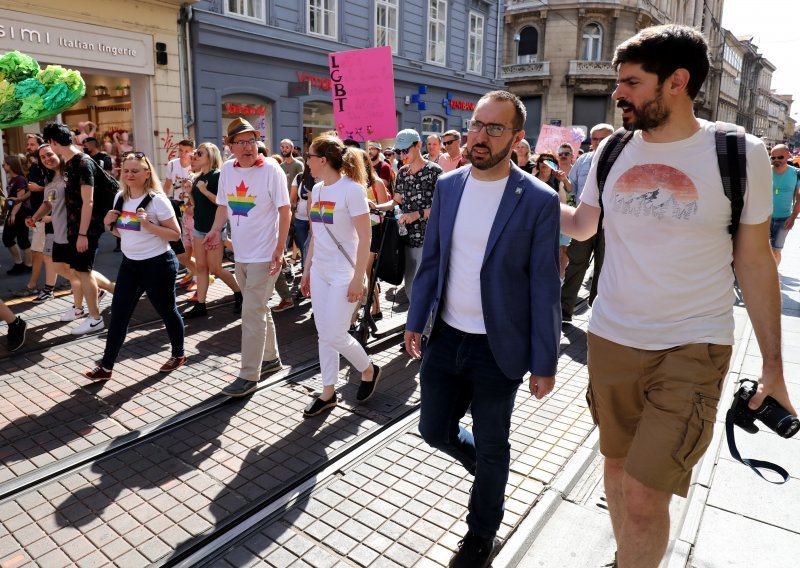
[303,394,337,417]
[356,364,382,402]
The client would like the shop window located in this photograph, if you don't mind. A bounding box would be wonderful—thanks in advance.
[516,27,538,64]
[375,0,399,54]
[422,116,445,136]
[303,101,334,153]
[225,0,266,23]
[428,0,447,65]
[467,12,484,74]
[308,0,337,39]
[581,23,603,61]
[222,94,271,150]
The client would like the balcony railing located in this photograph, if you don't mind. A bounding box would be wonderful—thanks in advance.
[567,60,616,78]
[502,61,550,79]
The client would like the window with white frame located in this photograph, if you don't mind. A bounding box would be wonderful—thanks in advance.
[427,0,447,65]
[422,116,445,136]
[308,0,336,39]
[225,0,265,22]
[467,12,484,74]
[517,26,538,64]
[581,23,603,61]
[376,0,399,54]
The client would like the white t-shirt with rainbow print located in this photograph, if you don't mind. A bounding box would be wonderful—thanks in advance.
[217,157,290,263]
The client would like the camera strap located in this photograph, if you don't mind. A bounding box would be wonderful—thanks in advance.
[725,409,790,484]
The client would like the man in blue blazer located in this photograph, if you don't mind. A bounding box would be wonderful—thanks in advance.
[405,90,561,567]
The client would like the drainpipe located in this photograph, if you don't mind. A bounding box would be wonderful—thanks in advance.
[495,0,503,83]
[178,4,196,135]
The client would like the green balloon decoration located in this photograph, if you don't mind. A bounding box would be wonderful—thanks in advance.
[0,51,86,129]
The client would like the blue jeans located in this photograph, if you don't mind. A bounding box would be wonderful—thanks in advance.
[293,219,310,272]
[102,250,184,369]
[418,321,522,540]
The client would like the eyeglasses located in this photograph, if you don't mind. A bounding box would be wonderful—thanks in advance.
[558,152,572,158]
[770,156,786,161]
[307,153,323,159]
[229,139,257,147]
[466,120,520,137]
[443,139,459,146]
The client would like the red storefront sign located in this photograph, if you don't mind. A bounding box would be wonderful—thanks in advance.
[223,102,266,116]
[448,99,475,111]
[297,72,332,91]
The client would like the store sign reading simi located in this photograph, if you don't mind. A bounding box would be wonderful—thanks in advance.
[0,9,154,75]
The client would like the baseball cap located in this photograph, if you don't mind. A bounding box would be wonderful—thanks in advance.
[393,129,421,151]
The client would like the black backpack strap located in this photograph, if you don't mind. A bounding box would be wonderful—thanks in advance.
[113,195,124,212]
[595,128,634,229]
[715,121,747,236]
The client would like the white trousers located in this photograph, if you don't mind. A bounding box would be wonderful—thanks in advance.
[311,268,371,387]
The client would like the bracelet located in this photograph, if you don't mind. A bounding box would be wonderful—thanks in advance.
[78,233,87,237]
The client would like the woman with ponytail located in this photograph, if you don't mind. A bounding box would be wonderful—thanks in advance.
[299,134,381,416]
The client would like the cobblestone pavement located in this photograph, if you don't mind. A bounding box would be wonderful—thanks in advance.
[0,233,598,567]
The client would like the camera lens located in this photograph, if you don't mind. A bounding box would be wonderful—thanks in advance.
[755,396,800,439]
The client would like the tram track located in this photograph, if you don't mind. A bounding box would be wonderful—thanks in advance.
[0,325,407,506]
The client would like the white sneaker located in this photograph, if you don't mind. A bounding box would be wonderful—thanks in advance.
[61,306,86,322]
[71,317,104,335]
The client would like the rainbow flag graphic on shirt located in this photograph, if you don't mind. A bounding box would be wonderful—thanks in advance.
[309,201,335,224]
[227,180,257,225]
[115,211,141,231]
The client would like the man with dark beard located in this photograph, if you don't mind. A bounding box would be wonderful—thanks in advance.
[278,138,304,190]
[560,25,793,568]
[405,90,560,568]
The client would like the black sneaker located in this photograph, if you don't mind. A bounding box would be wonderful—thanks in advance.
[6,263,26,275]
[261,358,283,374]
[7,317,26,352]
[448,531,495,568]
[303,394,337,417]
[183,303,208,319]
[221,377,258,397]
[233,292,243,314]
[356,364,382,402]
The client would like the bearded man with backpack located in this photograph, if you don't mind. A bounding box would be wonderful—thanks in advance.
[43,122,117,334]
[560,25,796,568]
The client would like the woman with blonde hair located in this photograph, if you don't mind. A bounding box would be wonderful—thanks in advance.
[183,142,242,319]
[83,152,185,380]
[299,133,381,416]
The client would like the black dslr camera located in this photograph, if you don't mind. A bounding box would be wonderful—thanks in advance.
[730,379,799,438]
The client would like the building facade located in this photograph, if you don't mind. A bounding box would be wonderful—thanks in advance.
[501,0,723,148]
[188,0,504,153]
[0,1,189,174]
[717,30,744,125]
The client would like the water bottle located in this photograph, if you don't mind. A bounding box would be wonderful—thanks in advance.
[395,205,407,236]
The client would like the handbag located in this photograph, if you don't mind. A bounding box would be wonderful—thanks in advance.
[376,217,406,285]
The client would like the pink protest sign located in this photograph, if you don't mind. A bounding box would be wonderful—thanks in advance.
[329,46,396,141]
[534,125,586,155]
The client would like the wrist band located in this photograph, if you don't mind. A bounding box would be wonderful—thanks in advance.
[79,233,87,237]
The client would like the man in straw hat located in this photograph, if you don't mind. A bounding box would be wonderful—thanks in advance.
[205,117,292,397]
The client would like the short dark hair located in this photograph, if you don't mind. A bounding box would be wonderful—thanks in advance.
[612,24,710,100]
[478,90,527,130]
[177,139,195,148]
[42,122,73,146]
[343,138,361,148]
[84,137,100,148]
[26,133,44,145]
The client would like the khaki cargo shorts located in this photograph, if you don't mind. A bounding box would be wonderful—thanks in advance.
[587,333,732,497]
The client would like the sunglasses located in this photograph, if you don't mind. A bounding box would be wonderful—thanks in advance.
[443,139,458,146]
[558,152,572,157]
[123,151,146,160]
[770,156,786,160]
[396,148,411,155]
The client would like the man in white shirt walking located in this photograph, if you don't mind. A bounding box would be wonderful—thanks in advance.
[205,118,291,397]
